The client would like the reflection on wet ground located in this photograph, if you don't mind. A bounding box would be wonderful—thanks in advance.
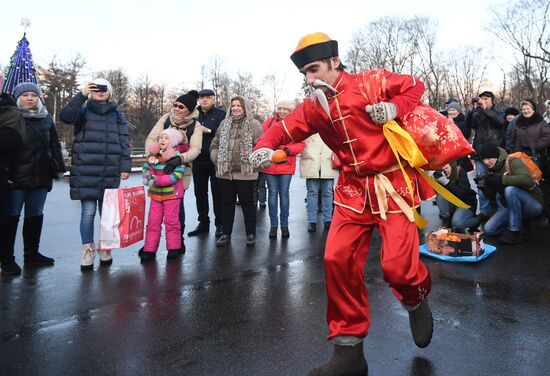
[1,174,549,375]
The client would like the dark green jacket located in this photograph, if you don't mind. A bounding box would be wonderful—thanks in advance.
[487,147,543,204]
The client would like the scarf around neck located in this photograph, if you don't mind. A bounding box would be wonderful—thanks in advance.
[216,115,253,176]
[18,100,48,119]
[169,109,198,130]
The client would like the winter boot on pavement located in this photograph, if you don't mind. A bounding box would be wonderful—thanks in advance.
[307,341,368,376]
[0,216,22,276]
[80,243,96,271]
[22,215,55,267]
[281,226,290,238]
[404,299,433,348]
[139,249,156,263]
[498,229,524,245]
[97,248,113,266]
[269,227,277,238]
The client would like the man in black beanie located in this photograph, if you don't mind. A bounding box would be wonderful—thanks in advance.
[466,90,506,221]
[476,144,543,244]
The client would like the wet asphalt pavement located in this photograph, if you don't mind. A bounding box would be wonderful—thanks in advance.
[1,173,549,376]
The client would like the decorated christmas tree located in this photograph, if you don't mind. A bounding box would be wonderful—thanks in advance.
[1,28,37,95]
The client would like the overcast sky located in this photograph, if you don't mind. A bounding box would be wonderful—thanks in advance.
[1,0,510,100]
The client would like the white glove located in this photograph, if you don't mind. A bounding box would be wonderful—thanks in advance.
[148,175,157,189]
[249,147,274,169]
[435,174,449,186]
[365,102,397,124]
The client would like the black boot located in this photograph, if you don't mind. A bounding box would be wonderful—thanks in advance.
[498,229,525,245]
[406,299,433,348]
[281,226,290,238]
[308,342,368,376]
[269,227,277,238]
[0,216,21,276]
[188,223,209,236]
[23,215,54,267]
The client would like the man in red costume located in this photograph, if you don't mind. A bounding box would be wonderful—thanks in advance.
[250,33,435,375]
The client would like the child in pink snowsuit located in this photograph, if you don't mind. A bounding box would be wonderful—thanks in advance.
[140,128,187,261]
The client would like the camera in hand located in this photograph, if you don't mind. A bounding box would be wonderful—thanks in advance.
[433,169,445,179]
[473,172,488,190]
[95,84,108,92]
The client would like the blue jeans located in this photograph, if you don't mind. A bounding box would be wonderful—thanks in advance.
[80,199,103,244]
[7,188,48,218]
[484,187,543,234]
[306,178,334,223]
[435,193,479,232]
[474,160,495,215]
[265,174,292,227]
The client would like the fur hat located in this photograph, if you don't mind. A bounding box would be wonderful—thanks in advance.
[276,100,295,111]
[91,78,113,100]
[446,102,462,112]
[477,144,500,160]
[290,32,338,69]
[13,82,44,102]
[520,99,537,112]
[176,90,199,111]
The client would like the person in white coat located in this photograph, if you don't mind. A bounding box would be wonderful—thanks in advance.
[299,133,339,232]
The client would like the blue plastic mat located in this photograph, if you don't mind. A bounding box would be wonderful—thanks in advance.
[419,243,497,262]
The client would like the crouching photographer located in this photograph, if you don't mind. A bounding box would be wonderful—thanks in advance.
[477,144,544,244]
[433,161,479,233]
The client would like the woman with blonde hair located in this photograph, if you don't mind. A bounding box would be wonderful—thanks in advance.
[210,96,263,247]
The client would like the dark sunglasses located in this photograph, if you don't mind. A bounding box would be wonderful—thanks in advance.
[173,103,186,110]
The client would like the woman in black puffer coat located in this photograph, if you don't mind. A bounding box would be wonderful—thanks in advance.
[60,78,131,271]
[0,83,64,276]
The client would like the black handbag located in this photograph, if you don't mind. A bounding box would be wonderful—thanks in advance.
[28,122,61,179]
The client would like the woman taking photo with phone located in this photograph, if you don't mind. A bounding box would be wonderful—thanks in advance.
[60,78,131,271]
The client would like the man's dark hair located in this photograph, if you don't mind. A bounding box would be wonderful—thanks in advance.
[321,57,346,71]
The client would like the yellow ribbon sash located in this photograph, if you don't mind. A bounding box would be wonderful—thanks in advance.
[382,120,470,229]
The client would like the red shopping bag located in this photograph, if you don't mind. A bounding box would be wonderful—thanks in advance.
[99,186,145,249]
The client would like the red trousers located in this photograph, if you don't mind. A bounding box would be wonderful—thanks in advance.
[325,204,431,341]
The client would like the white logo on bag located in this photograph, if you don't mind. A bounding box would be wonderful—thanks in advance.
[130,216,142,231]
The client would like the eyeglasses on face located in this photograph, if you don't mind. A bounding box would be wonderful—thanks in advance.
[173,103,186,110]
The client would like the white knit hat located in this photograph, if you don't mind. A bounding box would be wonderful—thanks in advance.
[91,78,113,101]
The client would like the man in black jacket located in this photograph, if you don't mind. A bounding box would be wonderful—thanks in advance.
[433,161,479,233]
[466,90,506,221]
[188,89,226,237]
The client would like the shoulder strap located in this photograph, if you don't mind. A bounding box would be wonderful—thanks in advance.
[163,116,171,129]
[186,119,196,140]
[27,121,52,156]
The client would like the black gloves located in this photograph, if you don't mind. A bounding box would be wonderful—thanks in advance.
[485,174,504,192]
[163,156,182,174]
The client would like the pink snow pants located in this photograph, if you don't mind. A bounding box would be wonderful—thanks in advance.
[143,198,181,252]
